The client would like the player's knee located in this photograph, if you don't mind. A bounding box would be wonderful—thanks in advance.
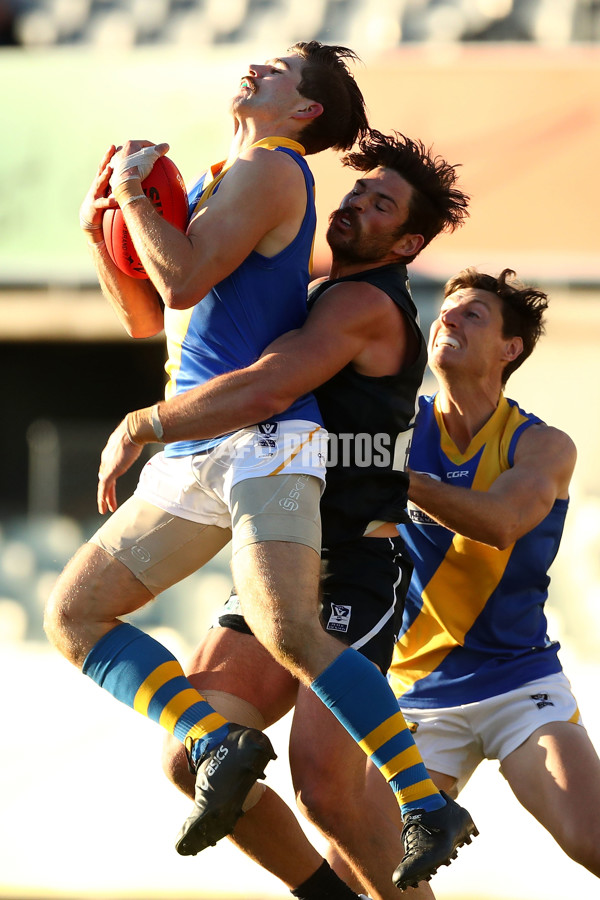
[43,574,72,648]
[44,549,96,637]
[295,774,345,833]
[293,753,344,830]
[162,734,194,799]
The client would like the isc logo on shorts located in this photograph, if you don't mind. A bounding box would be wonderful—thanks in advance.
[327,603,351,633]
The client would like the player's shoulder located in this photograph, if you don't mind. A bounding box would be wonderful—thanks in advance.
[310,278,403,339]
[317,276,396,311]
[515,419,577,464]
[238,143,305,175]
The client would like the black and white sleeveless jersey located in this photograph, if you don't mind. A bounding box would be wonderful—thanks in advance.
[308,262,427,547]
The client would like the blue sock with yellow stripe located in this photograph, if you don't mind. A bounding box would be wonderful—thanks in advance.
[311,647,445,815]
[83,622,229,760]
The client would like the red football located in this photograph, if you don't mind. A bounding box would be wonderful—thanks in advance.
[103,155,188,279]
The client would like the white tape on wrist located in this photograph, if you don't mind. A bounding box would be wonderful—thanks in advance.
[151,403,164,441]
[79,213,102,231]
[125,415,142,446]
[120,193,147,210]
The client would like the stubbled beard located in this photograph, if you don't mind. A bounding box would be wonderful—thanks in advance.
[326,210,396,264]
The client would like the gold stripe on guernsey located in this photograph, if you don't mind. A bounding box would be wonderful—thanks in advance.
[569,705,581,724]
[133,660,183,716]
[269,425,323,476]
[165,136,309,399]
[158,689,228,734]
[191,136,306,219]
[164,307,194,400]
[391,395,530,697]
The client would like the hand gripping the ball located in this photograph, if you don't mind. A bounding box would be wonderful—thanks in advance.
[109,142,170,194]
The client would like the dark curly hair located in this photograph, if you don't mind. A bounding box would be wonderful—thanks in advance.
[444,267,549,383]
[290,41,369,155]
[343,129,469,262]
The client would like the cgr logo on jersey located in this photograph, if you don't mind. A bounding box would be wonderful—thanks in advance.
[444,455,479,484]
[327,603,351,633]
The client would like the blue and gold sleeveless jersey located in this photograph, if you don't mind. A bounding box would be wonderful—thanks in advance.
[163,137,321,457]
[391,392,567,708]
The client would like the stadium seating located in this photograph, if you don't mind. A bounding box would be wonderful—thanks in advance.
[9,0,600,48]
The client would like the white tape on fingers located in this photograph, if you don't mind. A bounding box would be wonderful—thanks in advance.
[110,145,161,190]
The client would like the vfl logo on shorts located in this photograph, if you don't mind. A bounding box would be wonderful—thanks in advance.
[406,720,419,734]
[530,692,555,710]
[256,423,279,458]
[327,603,351,634]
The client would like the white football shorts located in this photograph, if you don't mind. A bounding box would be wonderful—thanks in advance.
[400,671,583,793]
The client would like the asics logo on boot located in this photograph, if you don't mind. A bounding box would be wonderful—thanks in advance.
[198,744,229,790]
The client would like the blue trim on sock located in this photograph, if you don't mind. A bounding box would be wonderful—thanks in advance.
[400,792,447,815]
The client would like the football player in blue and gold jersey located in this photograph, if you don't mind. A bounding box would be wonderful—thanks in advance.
[390,267,600,895]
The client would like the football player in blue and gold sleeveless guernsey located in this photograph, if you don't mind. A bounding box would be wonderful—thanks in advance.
[46,42,378,900]
[163,136,319,458]
[389,267,600,894]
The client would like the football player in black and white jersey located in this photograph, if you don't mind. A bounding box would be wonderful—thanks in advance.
[98,131,471,899]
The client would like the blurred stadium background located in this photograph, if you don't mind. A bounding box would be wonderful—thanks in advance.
[1,1,600,897]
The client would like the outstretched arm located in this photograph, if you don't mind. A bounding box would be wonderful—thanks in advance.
[97,281,409,513]
[407,424,576,548]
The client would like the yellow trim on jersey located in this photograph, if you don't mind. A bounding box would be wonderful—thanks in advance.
[164,306,194,400]
[392,394,530,697]
[191,136,306,218]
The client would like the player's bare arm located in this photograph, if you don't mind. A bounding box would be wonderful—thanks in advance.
[408,423,577,549]
[80,143,165,338]
[143,281,409,435]
[96,283,409,514]
[114,145,308,310]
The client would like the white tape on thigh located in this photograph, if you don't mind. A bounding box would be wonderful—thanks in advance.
[201,690,266,730]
